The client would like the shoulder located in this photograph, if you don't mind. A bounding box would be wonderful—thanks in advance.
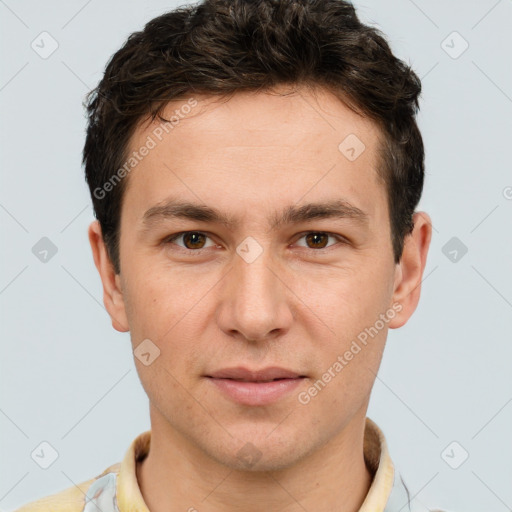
[12,463,121,512]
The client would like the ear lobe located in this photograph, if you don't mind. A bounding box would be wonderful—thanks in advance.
[388,211,432,329]
[88,220,130,332]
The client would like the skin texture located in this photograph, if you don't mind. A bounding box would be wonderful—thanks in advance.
[89,85,432,512]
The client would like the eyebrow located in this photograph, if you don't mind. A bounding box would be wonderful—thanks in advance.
[141,197,369,232]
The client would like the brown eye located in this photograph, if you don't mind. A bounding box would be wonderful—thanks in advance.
[165,231,215,250]
[293,231,349,252]
[295,232,343,250]
[182,232,207,249]
[304,232,330,249]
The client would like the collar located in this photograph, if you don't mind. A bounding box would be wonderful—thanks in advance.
[84,417,421,512]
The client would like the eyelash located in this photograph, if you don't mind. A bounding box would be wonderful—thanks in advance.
[163,231,348,254]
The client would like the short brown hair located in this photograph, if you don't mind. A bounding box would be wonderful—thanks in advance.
[83,0,424,274]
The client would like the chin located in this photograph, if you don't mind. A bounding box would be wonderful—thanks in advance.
[204,425,317,473]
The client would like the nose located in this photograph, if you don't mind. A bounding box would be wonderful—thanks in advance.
[216,244,294,343]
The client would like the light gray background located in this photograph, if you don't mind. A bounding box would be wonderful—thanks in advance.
[1,1,511,511]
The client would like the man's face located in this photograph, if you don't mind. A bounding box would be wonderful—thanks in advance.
[111,86,403,470]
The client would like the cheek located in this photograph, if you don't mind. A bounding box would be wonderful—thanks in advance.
[124,267,212,372]
[300,263,392,379]
[300,261,391,328]
[123,264,191,336]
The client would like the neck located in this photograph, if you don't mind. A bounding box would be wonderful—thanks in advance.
[136,409,374,512]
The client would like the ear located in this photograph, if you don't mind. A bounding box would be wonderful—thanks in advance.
[388,211,432,329]
[88,220,129,332]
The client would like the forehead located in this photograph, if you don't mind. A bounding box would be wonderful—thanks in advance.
[122,85,387,227]
[131,85,382,159]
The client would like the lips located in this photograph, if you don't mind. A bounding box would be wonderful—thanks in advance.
[206,367,306,406]
[207,366,305,382]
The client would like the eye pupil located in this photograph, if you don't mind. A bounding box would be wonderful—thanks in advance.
[306,232,328,249]
[184,232,206,249]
